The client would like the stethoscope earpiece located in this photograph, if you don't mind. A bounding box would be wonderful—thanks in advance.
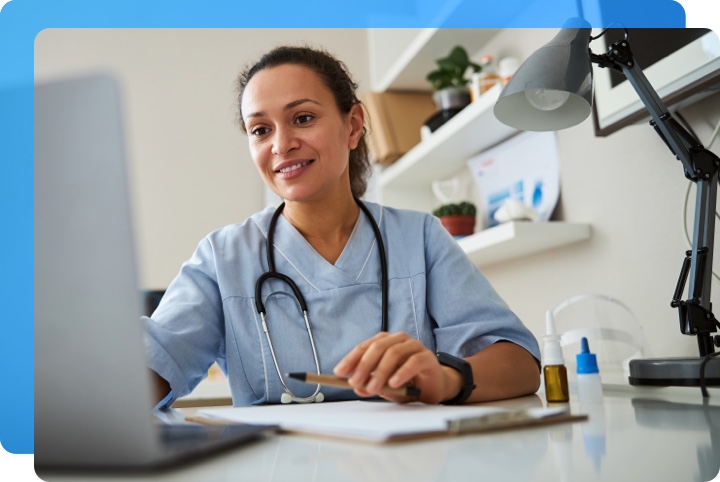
[280,392,293,404]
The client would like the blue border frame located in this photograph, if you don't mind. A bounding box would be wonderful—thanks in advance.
[0,0,689,457]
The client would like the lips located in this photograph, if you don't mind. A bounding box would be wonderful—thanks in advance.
[274,159,314,179]
[275,160,313,173]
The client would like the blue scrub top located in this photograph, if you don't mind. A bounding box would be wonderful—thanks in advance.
[143,202,541,406]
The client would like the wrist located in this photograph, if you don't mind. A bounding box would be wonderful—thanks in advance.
[441,365,464,403]
[436,352,476,405]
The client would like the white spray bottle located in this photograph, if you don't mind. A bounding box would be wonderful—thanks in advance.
[543,310,569,403]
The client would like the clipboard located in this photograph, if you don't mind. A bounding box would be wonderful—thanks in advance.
[189,400,587,444]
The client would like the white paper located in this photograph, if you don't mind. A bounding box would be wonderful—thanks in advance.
[467,131,560,229]
[197,401,564,442]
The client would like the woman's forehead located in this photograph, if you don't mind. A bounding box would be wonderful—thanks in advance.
[242,64,331,111]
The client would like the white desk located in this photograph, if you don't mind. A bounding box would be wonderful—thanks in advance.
[40,385,720,482]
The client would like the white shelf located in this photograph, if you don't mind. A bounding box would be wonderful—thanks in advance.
[371,27,517,213]
[370,28,594,265]
[379,83,517,190]
[458,221,592,267]
[371,28,501,92]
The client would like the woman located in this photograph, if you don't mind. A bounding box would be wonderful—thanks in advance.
[144,45,540,407]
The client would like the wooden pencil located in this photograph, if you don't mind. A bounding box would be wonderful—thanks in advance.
[287,372,421,397]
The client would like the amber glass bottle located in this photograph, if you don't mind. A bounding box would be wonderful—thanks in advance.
[544,363,570,402]
[543,311,569,403]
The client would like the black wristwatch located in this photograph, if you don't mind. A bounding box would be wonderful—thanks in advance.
[437,352,476,405]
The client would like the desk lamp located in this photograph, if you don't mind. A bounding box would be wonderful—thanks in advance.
[494,21,720,391]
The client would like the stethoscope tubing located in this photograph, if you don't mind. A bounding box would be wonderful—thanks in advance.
[357,199,389,333]
[260,310,322,403]
[254,198,388,403]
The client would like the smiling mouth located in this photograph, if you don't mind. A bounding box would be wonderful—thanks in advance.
[276,160,313,174]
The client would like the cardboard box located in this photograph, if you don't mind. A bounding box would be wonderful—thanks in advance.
[361,90,436,166]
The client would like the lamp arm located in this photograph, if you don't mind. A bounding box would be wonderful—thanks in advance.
[591,40,711,177]
[592,39,720,356]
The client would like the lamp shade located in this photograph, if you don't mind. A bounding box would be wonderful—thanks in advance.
[494,26,594,131]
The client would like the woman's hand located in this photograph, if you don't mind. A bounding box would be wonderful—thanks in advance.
[333,332,461,404]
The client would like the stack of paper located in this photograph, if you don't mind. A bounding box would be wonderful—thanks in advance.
[194,401,582,443]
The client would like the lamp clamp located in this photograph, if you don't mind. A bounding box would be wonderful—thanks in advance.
[673,246,720,356]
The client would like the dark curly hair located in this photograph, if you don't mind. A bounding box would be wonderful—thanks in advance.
[236,45,371,198]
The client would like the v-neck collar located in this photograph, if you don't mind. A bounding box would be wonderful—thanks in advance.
[258,202,383,292]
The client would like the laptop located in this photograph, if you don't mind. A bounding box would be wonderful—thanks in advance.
[34,73,274,471]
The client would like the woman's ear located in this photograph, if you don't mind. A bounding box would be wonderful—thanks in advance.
[347,103,365,150]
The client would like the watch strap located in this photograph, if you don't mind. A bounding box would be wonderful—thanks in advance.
[437,352,476,405]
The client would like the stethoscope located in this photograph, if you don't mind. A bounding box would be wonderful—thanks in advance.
[255,198,388,403]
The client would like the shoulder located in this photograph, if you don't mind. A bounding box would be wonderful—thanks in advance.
[370,202,450,250]
[365,201,454,270]
[183,206,277,265]
[203,205,277,245]
[364,201,439,234]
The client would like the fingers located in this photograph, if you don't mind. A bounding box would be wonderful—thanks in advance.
[354,334,410,389]
[359,340,419,393]
[337,332,411,388]
[333,332,433,399]
[333,331,392,378]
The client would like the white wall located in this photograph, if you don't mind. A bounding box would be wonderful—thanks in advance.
[34,29,370,290]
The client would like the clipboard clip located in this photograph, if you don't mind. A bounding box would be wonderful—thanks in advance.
[446,407,574,434]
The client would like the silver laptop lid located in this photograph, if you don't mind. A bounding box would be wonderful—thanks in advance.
[34,73,161,466]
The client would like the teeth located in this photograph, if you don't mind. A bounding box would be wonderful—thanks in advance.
[278,161,310,173]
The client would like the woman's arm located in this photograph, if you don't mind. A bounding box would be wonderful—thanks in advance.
[143,236,226,406]
[150,370,171,405]
[457,340,540,403]
[334,332,539,404]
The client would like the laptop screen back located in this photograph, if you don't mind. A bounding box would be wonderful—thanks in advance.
[34,74,161,466]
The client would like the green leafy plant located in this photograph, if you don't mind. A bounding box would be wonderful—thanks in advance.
[432,201,477,218]
[426,46,482,91]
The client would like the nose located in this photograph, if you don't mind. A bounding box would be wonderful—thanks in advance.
[271,126,299,156]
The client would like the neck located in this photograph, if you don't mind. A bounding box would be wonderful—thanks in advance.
[282,194,361,264]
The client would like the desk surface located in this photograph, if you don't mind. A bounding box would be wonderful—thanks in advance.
[41,385,720,482]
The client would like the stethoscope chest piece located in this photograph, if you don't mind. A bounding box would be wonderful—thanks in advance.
[280,391,324,404]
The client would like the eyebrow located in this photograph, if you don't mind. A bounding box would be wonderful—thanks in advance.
[245,98,322,120]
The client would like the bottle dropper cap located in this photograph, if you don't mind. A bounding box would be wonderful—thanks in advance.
[576,337,599,374]
[542,311,564,365]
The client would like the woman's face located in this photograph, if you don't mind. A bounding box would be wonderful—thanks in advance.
[241,63,364,204]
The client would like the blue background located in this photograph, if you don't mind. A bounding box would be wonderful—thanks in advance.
[0,0,688,455]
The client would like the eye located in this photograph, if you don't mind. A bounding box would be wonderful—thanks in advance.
[250,126,270,136]
[295,114,314,125]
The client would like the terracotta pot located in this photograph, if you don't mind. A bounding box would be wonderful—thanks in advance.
[439,215,476,237]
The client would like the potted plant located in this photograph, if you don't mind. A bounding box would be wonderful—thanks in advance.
[426,45,481,112]
[432,201,477,237]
